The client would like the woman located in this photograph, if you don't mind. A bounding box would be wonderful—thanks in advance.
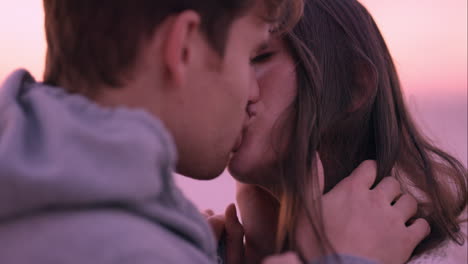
[229,0,467,262]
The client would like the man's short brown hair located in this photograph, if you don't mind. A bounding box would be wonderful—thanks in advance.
[42,0,303,94]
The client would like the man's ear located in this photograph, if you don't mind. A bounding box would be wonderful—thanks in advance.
[348,58,378,113]
[162,11,201,88]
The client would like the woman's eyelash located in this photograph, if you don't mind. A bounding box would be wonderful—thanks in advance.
[250,52,275,64]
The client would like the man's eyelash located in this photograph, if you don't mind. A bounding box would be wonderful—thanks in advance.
[250,52,275,64]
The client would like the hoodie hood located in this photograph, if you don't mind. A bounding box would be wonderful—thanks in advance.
[0,69,216,257]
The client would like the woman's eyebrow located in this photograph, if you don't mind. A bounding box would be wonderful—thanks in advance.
[255,41,270,54]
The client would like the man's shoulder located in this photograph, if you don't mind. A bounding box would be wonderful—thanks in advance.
[0,208,215,264]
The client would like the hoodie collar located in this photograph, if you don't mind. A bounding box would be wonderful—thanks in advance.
[0,69,179,220]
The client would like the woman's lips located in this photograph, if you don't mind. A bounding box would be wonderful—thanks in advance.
[232,133,243,153]
[232,114,256,153]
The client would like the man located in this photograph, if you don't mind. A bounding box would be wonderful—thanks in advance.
[0,0,428,263]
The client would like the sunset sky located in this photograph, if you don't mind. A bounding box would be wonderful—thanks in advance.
[1,0,467,98]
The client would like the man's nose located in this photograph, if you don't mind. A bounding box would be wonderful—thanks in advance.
[248,78,260,105]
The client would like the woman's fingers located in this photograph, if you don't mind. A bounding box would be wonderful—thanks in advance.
[393,194,418,222]
[407,218,431,247]
[262,252,302,264]
[348,160,378,189]
[202,208,225,241]
[225,204,245,264]
[373,177,402,204]
[204,209,215,217]
[201,209,215,218]
[206,214,225,242]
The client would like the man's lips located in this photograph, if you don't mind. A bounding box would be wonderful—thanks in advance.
[232,112,256,153]
[232,102,259,153]
[247,103,258,119]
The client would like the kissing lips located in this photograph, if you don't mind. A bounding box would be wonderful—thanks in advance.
[232,133,243,153]
[232,112,256,153]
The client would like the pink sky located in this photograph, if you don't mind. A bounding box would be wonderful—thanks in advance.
[361,0,467,98]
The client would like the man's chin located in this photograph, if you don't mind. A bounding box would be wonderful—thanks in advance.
[176,163,226,181]
[178,171,221,181]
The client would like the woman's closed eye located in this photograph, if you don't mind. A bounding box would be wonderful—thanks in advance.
[250,52,276,65]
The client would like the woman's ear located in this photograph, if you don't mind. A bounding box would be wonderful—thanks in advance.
[161,10,201,88]
[348,58,378,113]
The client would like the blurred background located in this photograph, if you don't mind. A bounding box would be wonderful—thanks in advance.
[0,0,466,262]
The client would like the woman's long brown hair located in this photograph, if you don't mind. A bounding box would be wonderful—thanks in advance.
[275,0,467,259]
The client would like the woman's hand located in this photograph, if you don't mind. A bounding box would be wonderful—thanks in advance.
[236,182,280,264]
[296,160,430,264]
[202,205,246,264]
[202,209,225,242]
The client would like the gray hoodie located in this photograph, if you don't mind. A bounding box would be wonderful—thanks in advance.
[0,69,376,264]
[0,69,218,263]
